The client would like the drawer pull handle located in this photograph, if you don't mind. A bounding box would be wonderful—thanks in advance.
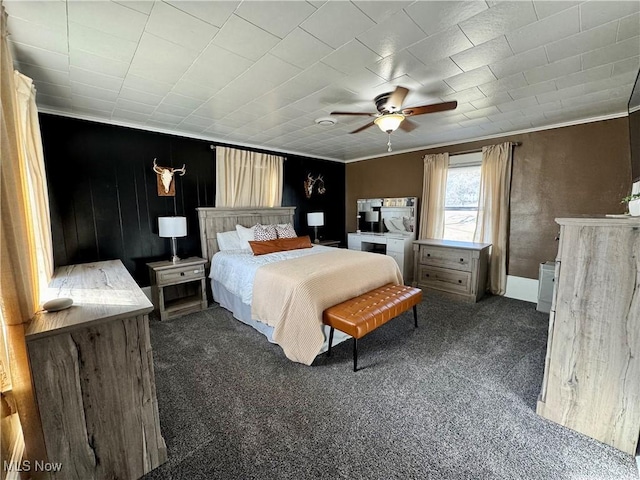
[458,280,462,283]
[460,258,464,262]
[425,274,430,277]
[426,253,430,257]
[180,272,185,276]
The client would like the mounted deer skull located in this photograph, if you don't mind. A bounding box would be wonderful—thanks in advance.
[153,159,186,197]
[304,173,326,199]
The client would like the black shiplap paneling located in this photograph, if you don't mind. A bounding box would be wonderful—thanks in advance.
[40,114,346,285]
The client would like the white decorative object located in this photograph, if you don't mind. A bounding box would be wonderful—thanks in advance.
[42,297,73,312]
[629,199,640,216]
[152,159,186,196]
[307,212,324,243]
[158,216,187,263]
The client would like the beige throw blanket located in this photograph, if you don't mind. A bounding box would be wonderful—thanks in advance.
[251,249,403,365]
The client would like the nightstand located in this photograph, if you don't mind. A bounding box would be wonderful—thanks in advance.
[317,239,341,247]
[147,257,208,320]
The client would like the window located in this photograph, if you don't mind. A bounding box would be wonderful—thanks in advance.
[443,153,482,242]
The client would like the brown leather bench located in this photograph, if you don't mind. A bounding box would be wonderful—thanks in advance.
[323,284,422,371]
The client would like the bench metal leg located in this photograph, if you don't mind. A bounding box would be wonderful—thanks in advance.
[413,305,418,328]
[327,327,334,357]
[353,338,358,372]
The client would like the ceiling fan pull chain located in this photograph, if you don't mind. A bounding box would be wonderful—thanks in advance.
[387,133,393,152]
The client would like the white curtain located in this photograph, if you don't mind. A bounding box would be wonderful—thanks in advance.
[1,7,53,327]
[473,143,513,295]
[419,153,449,239]
[215,146,284,207]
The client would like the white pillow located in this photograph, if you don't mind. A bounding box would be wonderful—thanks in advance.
[216,230,242,251]
[235,224,256,250]
[384,217,404,233]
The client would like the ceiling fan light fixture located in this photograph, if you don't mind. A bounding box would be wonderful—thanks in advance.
[374,113,404,133]
[314,117,336,126]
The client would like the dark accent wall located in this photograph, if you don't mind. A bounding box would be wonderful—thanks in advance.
[346,117,632,279]
[40,114,345,286]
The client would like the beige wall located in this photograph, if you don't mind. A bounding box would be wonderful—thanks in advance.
[346,117,632,279]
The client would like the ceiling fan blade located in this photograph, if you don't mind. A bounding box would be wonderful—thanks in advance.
[330,111,376,116]
[350,121,376,134]
[402,101,458,116]
[384,86,409,112]
[399,118,418,132]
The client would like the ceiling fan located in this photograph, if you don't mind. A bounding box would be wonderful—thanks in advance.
[331,86,457,152]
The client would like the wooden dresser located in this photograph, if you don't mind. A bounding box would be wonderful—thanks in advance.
[537,217,640,455]
[24,260,166,479]
[412,239,491,302]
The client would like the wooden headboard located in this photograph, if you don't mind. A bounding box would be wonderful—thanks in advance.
[196,207,296,260]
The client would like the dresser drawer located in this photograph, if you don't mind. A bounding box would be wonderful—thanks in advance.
[420,247,472,272]
[387,238,405,253]
[157,264,205,285]
[417,266,471,294]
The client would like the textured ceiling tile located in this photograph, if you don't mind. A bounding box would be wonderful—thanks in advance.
[478,72,528,96]
[545,21,618,62]
[10,41,68,71]
[155,103,195,118]
[35,93,70,109]
[113,1,154,15]
[235,1,316,39]
[406,1,488,36]
[367,50,425,81]
[69,22,138,64]
[352,1,414,23]
[532,1,581,19]
[270,28,334,69]
[506,6,580,54]
[35,81,71,99]
[582,36,640,70]
[441,86,486,103]
[458,1,537,46]
[357,10,426,58]
[300,1,375,49]
[70,67,123,92]
[408,57,464,84]
[580,0,640,31]
[508,80,557,100]
[212,14,280,61]
[470,92,513,109]
[170,80,221,102]
[3,0,67,28]
[71,94,115,113]
[145,2,219,51]
[618,13,640,41]
[451,36,513,72]
[129,33,199,84]
[523,56,581,85]
[118,86,163,106]
[444,66,497,92]
[489,47,547,79]
[7,16,68,54]
[166,1,239,28]
[321,40,382,75]
[408,26,473,65]
[496,96,539,112]
[69,49,129,78]
[463,105,501,119]
[122,73,173,97]
[18,63,69,86]
[612,56,640,76]
[67,0,147,42]
[555,64,613,90]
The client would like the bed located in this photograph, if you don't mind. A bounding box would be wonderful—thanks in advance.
[197,207,403,365]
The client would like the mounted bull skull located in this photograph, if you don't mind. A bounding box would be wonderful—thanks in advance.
[304,173,326,199]
[153,159,186,197]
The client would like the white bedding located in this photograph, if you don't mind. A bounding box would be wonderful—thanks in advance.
[210,245,334,305]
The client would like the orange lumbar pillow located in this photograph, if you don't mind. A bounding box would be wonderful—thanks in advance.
[249,235,313,255]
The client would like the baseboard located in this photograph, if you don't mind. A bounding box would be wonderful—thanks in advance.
[504,275,539,303]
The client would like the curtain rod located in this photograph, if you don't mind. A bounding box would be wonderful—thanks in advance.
[449,142,521,156]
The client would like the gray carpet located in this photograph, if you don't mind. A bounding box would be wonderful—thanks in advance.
[143,294,638,480]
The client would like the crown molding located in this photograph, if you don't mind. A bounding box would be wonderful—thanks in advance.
[36,107,345,163]
[344,110,629,163]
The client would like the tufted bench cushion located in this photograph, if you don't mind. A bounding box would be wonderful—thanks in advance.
[323,284,422,371]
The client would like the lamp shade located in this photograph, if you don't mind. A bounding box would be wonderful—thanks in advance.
[307,212,324,227]
[158,216,187,238]
[365,211,379,222]
[374,114,404,133]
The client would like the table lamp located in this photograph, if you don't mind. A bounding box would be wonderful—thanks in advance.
[365,210,379,232]
[158,216,187,263]
[307,212,324,244]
